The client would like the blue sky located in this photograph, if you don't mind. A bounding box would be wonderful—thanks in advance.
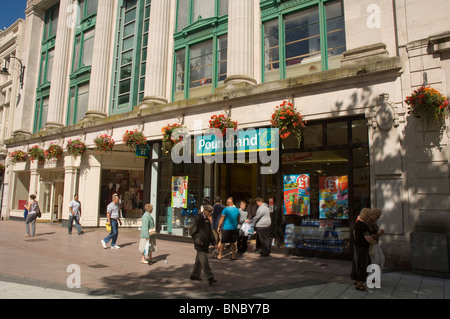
[0,0,27,30]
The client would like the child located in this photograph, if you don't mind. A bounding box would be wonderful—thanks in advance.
[190,205,217,285]
[139,204,157,264]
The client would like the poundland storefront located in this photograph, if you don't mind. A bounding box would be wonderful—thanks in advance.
[144,115,370,258]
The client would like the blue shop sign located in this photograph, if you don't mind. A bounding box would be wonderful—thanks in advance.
[196,128,279,156]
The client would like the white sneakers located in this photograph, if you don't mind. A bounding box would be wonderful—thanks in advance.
[101,239,120,249]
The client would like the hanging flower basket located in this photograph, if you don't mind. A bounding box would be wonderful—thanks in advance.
[28,145,46,165]
[94,134,115,153]
[208,114,238,136]
[405,86,449,129]
[161,123,187,154]
[270,100,306,148]
[45,144,63,160]
[123,129,147,153]
[10,150,28,163]
[0,163,5,173]
[66,139,86,157]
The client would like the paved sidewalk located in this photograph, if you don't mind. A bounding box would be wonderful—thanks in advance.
[0,220,449,299]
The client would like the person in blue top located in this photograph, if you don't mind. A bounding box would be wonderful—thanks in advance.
[216,197,240,260]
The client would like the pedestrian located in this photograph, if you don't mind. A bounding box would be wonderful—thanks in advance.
[139,204,157,264]
[101,194,122,249]
[24,194,40,237]
[368,208,385,272]
[216,197,239,260]
[212,196,225,253]
[351,207,377,291]
[237,200,249,254]
[190,204,217,285]
[251,197,272,257]
[68,194,84,235]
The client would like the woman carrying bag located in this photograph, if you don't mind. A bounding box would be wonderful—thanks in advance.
[139,204,157,264]
[24,194,40,237]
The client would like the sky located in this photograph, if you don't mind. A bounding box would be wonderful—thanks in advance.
[0,0,27,31]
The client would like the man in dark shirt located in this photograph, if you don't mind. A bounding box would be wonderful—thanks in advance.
[212,196,225,250]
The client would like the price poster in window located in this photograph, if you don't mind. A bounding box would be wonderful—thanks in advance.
[283,174,310,216]
[319,176,348,219]
[171,176,188,208]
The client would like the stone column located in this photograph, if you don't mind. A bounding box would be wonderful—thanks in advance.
[225,0,257,86]
[62,155,80,221]
[78,153,101,227]
[140,0,171,108]
[45,0,73,129]
[85,0,116,119]
[12,6,44,137]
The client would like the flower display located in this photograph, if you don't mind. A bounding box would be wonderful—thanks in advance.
[161,123,187,154]
[405,86,449,127]
[270,100,306,147]
[10,150,28,163]
[28,145,46,164]
[0,163,5,173]
[66,139,86,157]
[45,144,63,160]
[94,134,115,153]
[123,129,147,153]
[208,114,238,135]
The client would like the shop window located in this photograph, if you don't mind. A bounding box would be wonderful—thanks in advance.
[100,169,145,218]
[12,172,30,210]
[280,118,369,255]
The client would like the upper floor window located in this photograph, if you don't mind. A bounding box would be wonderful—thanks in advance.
[111,0,151,114]
[262,0,346,82]
[173,0,228,101]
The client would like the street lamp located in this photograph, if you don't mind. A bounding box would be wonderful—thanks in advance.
[0,56,25,89]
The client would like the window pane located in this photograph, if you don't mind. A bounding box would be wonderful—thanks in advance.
[73,35,81,71]
[46,49,55,83]
[121,50,133,65]
[264,20,279,81]
[193,0,215,23]
[326,0,346,69]
[303,124,323,148]
[327,122,348,146]
[119,79,131,94]
[125,0,137,10]
[177,0,189,31]
[68,87,76,125]
[219,0,228,16]
[86,0,98,16]
[40,97,49,130]
[82,31,95,67]
[76,83,90,123]
[285,7,321,76]
[120,65,132,79]
[124,22,136,37]
[189,41,213,88]
[175,49,186,92]
[123,36,135,51]
[118,94,130,105]
[218,36,227,82]
[39,52,47,84]
[125,8,137,24]
[49,7,59,38]
[352,119,368,144]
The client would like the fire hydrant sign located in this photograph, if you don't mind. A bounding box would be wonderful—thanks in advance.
[171,176,188,208]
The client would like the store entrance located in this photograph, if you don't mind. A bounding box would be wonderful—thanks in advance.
[217,162,259,204]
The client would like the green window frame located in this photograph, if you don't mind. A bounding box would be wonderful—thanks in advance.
[34,4,59,133]
[173,0,228,101]
[110,0,151,115]
[261,0,346,83]
[67,0,98,125]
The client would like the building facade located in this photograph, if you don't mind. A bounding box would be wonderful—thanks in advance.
[1,0,450,270]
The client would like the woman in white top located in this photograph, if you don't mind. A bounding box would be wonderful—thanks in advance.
[24,194,39,237]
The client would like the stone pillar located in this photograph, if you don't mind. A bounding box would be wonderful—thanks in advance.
[78,153,101,226]
[85,0,116,119]
[62,156,80,221]
[45,0,73,129]
[140,0,171,107]
[12,6,44,137]
[225,0,257,86]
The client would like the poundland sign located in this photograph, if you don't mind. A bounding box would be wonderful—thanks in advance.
[196,128,279,156]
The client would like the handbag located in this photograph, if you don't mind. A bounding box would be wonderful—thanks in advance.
[24,208,28,219]
[148,228,157,236]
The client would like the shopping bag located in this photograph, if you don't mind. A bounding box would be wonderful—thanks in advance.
[144,239,150,258]
[105,222,111,232]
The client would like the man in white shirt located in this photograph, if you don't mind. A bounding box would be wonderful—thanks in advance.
[68,194,83,235]
[101,194,122,249]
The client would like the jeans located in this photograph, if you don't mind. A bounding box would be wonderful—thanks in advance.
[68,214,82,234]
[103,219,119,247]
[25,213,37,236]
